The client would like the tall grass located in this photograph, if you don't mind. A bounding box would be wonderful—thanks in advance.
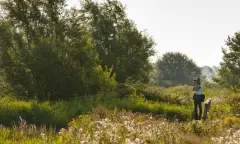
[0,84,239,128]
[0,84,239,143]
[0,96,92,128]
[0,93,192,128]
[0,108,239,144]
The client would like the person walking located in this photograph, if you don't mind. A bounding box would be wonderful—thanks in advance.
[193,77,204,120]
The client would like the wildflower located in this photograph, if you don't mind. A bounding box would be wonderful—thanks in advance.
[79,128,83,132]
[135,138,140,143]
[59,128,66,135]
[41,132,47,140]
[125,138,131,143]
[81,140,87,144]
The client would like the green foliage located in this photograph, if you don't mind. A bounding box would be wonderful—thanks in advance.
[222,116,240,128]
[226,94,240,115]
[162,85,193,106]
[133,84,193,106]
[208,102,231,120]
[0,0,116,100]
[134,84,165,102]
[0,86,238,143]
[115,83,136,98]
[214,31,240,90]
[156,52,201,87]
[0,0,239,143]
[0,70,13,96]
[101,94,192,121]
[201,65,219,82]
[0,108,239,144]
[149,62,159,85]
[81,0,155,83]
[0,0,155,100]
[181,120,225,137]
[0,96,95,128]
[0,90,193,128]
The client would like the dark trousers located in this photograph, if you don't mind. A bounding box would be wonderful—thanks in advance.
[193,95,202,120]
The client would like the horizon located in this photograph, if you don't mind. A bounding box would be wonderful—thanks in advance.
[67,0,240,67]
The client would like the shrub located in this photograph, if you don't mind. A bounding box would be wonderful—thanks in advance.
[223,116,240,128]
[104,95,192,121]
[0,96,89,128]
[227,94,240,114]
[133,84,193,106]
[134,84,165,101]
[208,102,231,120]
[115,83,136,98]
[162,85,193,106]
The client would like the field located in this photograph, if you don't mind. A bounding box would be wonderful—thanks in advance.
[0,85,239,144]
[0,0,240,143]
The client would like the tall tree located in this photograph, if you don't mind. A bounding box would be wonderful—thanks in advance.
[156,52,201,87]
[201,66,214,82]
[81,0,155,83]
[214,32,240,90]
[0,0,115,100]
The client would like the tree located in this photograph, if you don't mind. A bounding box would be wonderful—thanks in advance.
[149,62,159,85]
[0,0,115,100]
[201,66,214,82]
[156,52,201,87]
[214,32,240,90]
[80,0,155,83]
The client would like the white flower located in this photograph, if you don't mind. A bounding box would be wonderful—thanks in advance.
[79,128,83,132]
[135,138,140,143]
[41,133,47,140]
[125,138,131,143]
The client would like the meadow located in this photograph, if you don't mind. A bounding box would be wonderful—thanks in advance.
[0,84,239,144]
[1,0,240,143]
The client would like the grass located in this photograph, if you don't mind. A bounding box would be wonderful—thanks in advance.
[0,85,238,128]
[0,107,239,144]
[0,96,92,128]
[0,85,239,143]
[0,92,192,128]
[134,84,236,106]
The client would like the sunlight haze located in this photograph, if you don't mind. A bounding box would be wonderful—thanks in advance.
[67,0,240,67]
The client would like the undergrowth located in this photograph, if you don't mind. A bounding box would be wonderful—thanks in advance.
[0,107,239,144]
[0,92,192,128]
[0,85,239,143]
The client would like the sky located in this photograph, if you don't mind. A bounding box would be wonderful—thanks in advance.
[67,0,240,67]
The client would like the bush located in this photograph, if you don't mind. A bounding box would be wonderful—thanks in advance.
[223,116,240,128]
[0,93,192,129]
[134,84,165,101]
[0,97,32,126]
[162,85,193,106]
[1,84,237,128]
[115,83,136,98]
[0,96,93,128]
[227,94,240,115]
[208,102,231,120]
[133,84,193,106]
[104,94,192,121]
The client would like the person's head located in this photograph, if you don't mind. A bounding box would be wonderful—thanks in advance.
[195,77,201,84]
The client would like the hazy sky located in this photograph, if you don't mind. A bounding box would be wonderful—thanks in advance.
[67,0,240,67]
